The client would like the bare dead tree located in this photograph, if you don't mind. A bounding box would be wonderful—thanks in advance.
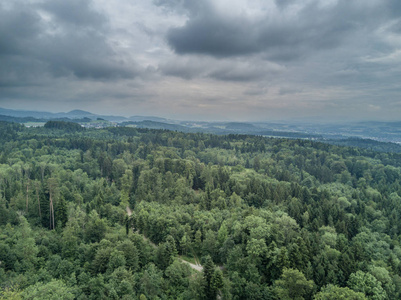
[47,178,58,230]
[35,181,41,219]
[25,165,30,214]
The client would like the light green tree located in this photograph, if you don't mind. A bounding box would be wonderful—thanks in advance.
[274,268,314,300]
[22,279,75,299]
[314,284,367,300]
[347,271,387,300]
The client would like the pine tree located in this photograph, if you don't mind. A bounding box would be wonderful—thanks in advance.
[203,255,216,299]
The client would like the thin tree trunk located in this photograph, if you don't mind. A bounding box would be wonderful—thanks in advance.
[51,198,55,230]
[49,193,55,230]
[36,182,41,219]
[49,194,52,229]
[2,178,6,200]
[52,197,55,229]
[47,177,58,230]
[26,180,29,213]
[40,165,45,182]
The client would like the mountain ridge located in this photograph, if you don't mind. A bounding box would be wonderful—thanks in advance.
[2,107,401,146]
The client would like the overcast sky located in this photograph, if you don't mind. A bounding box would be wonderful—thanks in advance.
[1,0,401,121]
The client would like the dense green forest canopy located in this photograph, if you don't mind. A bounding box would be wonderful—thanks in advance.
[1,121,401,299]
[43,120,86,132]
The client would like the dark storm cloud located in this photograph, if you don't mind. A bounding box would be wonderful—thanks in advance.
[0,0,140,88]
[166,0,400,61]
[31,30,138,79]
[166,1,260,57]
[0,6,41,56]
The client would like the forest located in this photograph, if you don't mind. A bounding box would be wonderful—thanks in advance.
[1,120,401,299]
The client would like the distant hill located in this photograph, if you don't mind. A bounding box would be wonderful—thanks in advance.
[0,108,56,119]
[121,120,191,132]
[0,114,46,123]
[0,108,96,120]
[64,110,94,118]
[0,107,166,123]
[129,116,168,122]
[0,114,92,125]
[224,122,258,131]
[326,137,401,153]
[44,120,85,132]
[2,107,401,148]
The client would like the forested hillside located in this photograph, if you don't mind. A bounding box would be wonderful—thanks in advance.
[1,121,401,299]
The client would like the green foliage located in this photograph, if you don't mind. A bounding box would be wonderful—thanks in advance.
[347,271,387,300]
[211,269,224,293]
[84,211,107,243]
[44,120,85,132]
[314,284,367,299]
[139,263,164,299]
[0,286,23,300]
[1,122,401,299]
[274,268,314,300]
[22,279,75,299]
[165,260,191,298]
[202,255,221,299]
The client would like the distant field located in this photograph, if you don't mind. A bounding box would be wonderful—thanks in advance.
[23,122,46,127]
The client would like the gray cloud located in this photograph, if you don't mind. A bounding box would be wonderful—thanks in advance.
[41,0,107,28]
[159,56,283,81]
[0,0,141,86]
[0,5,41,56]
[166,0,400,61]
[166,2,261,57]
[279,87,303,96]
[274,0,296,9]
[1,0,401,122]
[243,87,268,96]
[390,20,401,33]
